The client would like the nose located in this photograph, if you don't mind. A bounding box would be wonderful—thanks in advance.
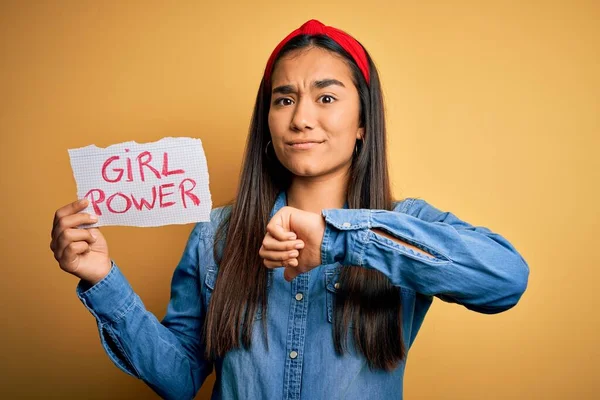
[290,97,315,132]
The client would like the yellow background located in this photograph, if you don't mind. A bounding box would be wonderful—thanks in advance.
[1,1,598,399]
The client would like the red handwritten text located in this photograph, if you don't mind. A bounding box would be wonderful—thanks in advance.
[85,150,200,215]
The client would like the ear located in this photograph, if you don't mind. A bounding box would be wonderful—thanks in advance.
[356,127,365,140]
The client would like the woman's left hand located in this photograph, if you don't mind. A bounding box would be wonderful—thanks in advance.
[260,206,326,282]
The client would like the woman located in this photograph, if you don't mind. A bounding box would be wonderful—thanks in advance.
[50,19,529,400]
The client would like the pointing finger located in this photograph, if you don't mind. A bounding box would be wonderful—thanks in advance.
[53,199,89,230]
[267,223,296,241]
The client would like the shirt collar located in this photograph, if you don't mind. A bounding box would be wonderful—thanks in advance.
[270,190,349,218]
[270,190,287,218]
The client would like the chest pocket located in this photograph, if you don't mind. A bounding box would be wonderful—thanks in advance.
[325,264,356,329]
[204,267,272,320]
[324,266,338,323]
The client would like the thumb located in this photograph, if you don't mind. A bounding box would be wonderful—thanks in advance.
[89,228,101,239]
[283,266,300,282]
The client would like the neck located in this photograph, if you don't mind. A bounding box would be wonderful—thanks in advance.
[286,168,349,214]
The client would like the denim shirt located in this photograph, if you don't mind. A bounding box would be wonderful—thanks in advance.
[76,191,529,400]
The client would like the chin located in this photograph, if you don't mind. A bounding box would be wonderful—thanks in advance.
[282,160,323,177]
[289,166,322,177]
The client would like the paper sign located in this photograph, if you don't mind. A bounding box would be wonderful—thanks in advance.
[68,137,212,227]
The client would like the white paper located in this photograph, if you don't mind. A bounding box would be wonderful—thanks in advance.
[68,137,212,227]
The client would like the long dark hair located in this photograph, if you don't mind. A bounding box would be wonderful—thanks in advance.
[204,34,406,371]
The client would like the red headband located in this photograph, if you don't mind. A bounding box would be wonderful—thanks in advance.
[264,19,370,86]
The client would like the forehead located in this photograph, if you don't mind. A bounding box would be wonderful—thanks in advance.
[271,46,353,86]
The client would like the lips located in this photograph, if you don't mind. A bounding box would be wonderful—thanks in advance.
[287,141,323,150]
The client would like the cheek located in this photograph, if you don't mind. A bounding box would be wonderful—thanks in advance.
[267,111,290,162]
[267,110,275,133]
[268,110,288,140]
[322,108,360,145]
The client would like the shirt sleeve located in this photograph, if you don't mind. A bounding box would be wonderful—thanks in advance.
[320,198,530,314]
[76,223,213,400]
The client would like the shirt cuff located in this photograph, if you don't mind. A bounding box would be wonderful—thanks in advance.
[76,261,136,323]
[320,209,371,266]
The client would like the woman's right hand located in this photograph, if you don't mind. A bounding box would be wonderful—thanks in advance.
[50,198,112,286]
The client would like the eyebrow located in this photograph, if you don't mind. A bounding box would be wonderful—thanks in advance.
[272,79,346,94]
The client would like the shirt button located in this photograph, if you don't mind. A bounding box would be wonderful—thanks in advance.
[295,293,304,301]
[290,351,298,359]
[334,282,340,290]
[342,222,351,228]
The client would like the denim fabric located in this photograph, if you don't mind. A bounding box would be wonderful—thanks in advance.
[76,191,529,399]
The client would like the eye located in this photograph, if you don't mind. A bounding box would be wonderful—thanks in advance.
[318,95,336,104]
[274,97,294,106]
